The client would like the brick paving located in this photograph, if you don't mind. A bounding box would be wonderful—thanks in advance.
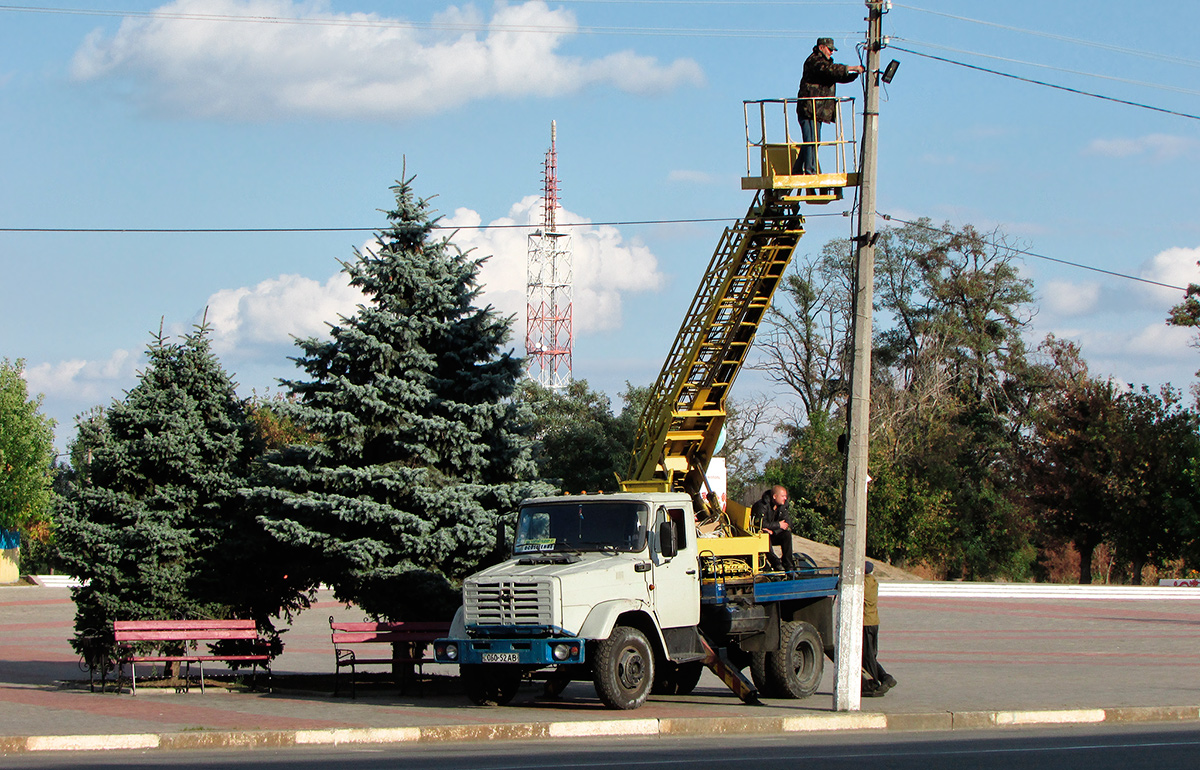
[2,582,1198,743]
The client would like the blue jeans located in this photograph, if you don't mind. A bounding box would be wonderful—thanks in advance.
[797,118,821,175]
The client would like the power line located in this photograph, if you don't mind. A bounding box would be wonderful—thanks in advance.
[893,38,1200,99]
[0,4,853,39]
[889,45,1200,122]
[893,3,1200,70]
[876,212,1189,293]
[1,209,1179,293]
[0,214,843,235]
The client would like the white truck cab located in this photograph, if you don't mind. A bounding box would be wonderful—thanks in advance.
[436,493,703,709]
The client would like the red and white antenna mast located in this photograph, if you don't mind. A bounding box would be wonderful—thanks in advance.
[526,121,573,390]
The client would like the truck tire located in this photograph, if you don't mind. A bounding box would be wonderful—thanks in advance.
[653,660,704,695]
[593,626,655,709]
[462,664,522,706]
[748,651,783,698]
[765,620,823,699]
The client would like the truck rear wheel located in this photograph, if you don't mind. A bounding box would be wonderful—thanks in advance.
[748,651,782,698]
[462,664,522,706]
[593,626,655,709]
[766,620,823,699]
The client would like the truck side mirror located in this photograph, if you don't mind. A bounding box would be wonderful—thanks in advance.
[658,521,678,558]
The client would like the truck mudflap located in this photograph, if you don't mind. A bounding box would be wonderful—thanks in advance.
[699,632,759,704]
[434,637,585,667]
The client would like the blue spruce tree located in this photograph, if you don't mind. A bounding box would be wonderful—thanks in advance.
[252,176,547,620]
[57,324,293,660]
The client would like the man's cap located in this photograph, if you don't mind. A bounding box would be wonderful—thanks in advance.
[865,561,875,574]
[817,37,837,51]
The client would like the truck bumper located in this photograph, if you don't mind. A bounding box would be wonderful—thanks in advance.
[435,637,586,666]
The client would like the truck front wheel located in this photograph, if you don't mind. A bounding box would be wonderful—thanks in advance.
[462,664,522,706]
[765,620,824,699]
[593,626,655,709]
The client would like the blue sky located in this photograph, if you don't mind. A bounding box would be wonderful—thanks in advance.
[3,0,1198,453]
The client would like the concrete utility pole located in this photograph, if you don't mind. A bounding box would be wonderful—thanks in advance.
[834,0,885,713]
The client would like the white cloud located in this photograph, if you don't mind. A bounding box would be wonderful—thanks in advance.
[202,272,364,356]
[668,169,718,185]
[1083,134,1199,161]
[1043,322,1194,382]
[70,0,704,120]
[196,195,664,360]
[23,348,142,403]
[1138,245,1200,305]
[1042,279,1100,316]
[445,196,666,340]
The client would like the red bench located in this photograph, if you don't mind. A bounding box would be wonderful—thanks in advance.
[328,617,450,697]
[113,619,271,694]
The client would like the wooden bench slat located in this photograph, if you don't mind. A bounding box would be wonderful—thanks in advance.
[116,630,260,642]
[115,620,257,631]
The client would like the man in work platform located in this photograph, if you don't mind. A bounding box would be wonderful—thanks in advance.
[753,485,796,572]
[794,37,865,176]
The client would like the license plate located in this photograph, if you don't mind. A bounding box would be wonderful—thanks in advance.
[481,652,519,663]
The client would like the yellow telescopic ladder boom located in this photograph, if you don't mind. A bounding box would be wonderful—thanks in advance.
[620,98,858,541]
[622,190,804,497]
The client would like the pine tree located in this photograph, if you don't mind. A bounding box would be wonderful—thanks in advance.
[56,324,288,658]
[251,176,548,621]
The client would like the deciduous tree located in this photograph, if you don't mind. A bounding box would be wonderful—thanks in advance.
[0,358,56,577]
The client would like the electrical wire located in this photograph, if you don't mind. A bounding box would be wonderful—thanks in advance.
[889,45,1200,122]
[0,211,1182,291]
[0,213,846,235]
[892,38,1200,99]
[875,212,1189,293]
[893,4,1200,70]
[0,4,854,39]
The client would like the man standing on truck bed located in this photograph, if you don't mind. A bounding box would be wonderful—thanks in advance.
[753,485,796,572]
[793,37,865,176]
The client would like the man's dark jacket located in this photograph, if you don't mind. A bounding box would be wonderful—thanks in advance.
[752,490,788,534]
[797,47,860,123]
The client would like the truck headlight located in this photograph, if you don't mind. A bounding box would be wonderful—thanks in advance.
[552,643,578,661]
[438,643,458,661]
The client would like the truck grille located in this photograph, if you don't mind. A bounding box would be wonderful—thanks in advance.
[465,578,555,627]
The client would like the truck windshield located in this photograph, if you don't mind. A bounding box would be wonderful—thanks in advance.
[514,502,648,554]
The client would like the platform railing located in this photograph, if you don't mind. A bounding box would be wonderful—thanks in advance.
[742,97,858,190]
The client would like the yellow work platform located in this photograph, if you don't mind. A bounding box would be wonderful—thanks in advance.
[741,98,860,204]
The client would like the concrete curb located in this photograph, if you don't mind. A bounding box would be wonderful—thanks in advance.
[3,706,1197,754]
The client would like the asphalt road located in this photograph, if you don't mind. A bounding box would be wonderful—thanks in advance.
[6,723,1200,770]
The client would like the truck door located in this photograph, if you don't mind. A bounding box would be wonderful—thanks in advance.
[650,505,700,629]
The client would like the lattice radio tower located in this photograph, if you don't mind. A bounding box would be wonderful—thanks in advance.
[526,120,573,390]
